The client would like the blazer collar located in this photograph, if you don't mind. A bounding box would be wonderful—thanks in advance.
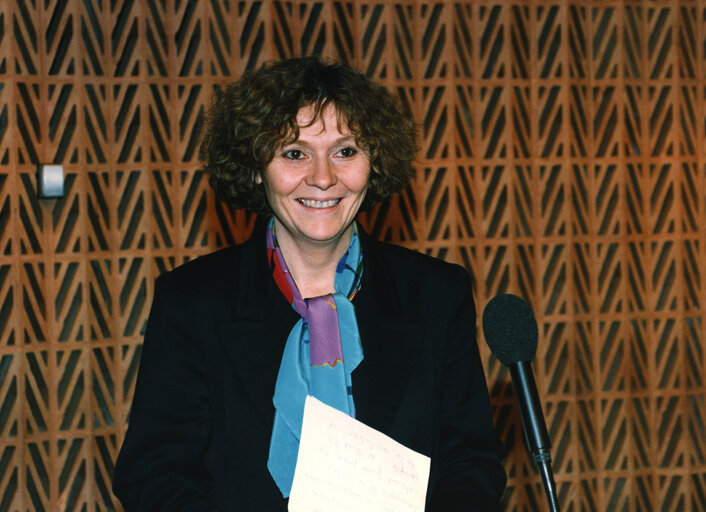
[233,227,277,320]
[216,228,298,430]
[217,223,424,436]
[351,228,425,435]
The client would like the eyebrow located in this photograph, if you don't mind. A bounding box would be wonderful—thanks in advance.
[281,134,359,149]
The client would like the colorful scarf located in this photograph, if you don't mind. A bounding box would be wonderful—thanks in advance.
[266,219,364,497]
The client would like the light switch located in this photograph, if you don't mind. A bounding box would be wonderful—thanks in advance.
[38,164,64,198]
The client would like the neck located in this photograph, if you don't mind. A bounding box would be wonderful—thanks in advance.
[273,222,353,298]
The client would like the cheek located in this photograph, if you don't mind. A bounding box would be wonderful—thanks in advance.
[349,162,371,193]
[259,178,282,209]
[358,168,372,193]
[260,169,292,196]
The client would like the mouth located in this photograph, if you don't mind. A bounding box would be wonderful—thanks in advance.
[297,198,341,209]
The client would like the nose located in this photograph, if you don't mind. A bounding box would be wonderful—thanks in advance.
[306,157,337,189]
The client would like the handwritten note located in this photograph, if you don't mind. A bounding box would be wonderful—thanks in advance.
[288,396,430,512]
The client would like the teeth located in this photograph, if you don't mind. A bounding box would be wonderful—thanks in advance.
[299,199,339,208]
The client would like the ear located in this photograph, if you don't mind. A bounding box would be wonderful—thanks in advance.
[254,173,263,185]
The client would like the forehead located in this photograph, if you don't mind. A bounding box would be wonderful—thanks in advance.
[294,103,349,132]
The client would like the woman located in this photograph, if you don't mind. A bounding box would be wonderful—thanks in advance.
[113,56,506,511]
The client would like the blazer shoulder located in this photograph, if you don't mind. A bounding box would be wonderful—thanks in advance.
[153,240,256,310]
[160,244,239,284]
[367,238,470,288]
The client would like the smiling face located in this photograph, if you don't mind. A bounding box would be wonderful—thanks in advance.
[259,104,370,253]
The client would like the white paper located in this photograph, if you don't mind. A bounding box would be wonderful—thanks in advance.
[288,396,430,512]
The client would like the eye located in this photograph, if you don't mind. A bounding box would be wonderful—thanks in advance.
[336,146,358,158]
[282,149,305,160]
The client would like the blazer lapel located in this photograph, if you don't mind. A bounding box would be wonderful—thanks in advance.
[352,231,424,435]
[216,230,299,429]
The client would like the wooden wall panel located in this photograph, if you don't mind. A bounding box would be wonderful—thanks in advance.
[2,1,706,510]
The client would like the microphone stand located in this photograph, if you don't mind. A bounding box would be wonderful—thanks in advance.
[534,449,560,512]
[510,363,560,512]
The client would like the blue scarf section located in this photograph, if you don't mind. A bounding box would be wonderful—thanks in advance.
[266,220,364,497]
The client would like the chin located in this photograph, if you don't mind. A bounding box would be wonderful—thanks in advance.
[299,225,349,243]
[304,231,344,243]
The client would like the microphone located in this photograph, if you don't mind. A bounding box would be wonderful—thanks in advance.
[482,294,560,512]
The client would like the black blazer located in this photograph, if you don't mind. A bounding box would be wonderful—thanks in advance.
[113,227,506,511]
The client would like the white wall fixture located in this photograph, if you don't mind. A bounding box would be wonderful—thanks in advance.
[37,164,64,198]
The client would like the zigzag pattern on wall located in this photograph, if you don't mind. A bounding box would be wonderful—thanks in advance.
[1,1,705,511]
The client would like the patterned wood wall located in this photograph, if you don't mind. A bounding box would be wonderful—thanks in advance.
[1,0,705,510]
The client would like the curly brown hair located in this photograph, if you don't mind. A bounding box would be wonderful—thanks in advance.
[199,56,418,214]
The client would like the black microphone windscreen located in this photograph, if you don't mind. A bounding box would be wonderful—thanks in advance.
[482,293,538,365]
